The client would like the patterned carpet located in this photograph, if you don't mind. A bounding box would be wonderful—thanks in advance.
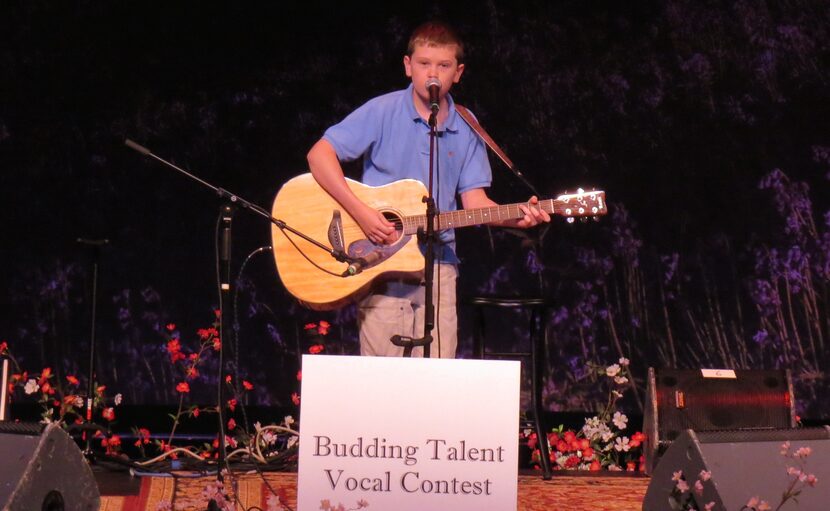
[99,471,650,511]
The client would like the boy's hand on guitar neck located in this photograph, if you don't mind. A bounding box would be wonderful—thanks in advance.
[515,196,551,228]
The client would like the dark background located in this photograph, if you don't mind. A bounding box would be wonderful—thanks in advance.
[1,1,828,420]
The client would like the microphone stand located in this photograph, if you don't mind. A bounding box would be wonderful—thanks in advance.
[390,107,439,357]
[123,139,353,498]
[77,237,110,460]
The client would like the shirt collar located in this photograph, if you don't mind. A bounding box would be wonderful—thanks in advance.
[404,83,460,133]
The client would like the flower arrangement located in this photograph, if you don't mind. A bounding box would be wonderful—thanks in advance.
[1,340,123,451]
[668,441,818,510]
[527,357,646,471]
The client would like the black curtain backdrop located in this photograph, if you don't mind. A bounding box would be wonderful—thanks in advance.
[1,1,828,418]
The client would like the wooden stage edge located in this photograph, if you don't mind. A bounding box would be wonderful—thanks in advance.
[98,470,650,511]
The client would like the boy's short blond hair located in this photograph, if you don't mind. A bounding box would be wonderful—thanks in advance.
[407,21,465,63]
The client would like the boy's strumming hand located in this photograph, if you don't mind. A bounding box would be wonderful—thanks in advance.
[354,203,397,245]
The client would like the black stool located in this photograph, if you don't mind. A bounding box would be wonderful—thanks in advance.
[467,296,552,479]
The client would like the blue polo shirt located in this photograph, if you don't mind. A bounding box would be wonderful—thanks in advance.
[323,83,492,262]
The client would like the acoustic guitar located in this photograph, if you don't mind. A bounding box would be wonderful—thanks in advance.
[271,173,606,310]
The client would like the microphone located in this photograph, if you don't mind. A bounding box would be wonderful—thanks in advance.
[426,78,441,114]
[343,250,385,277]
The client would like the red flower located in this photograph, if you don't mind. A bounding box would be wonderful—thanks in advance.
[102,407,115,421]
[564,455,580,468]
[96,385,107,395]
[227,398,237,412]
[108,435,121,447]
[176,382,190,393]
[0,341,8,354]
[38,367,52,387]
[213,337,221,351]
[186,366,199,380]
[291,392,301,405]
[578,438,590,450]
[242,380,254,391]
[167,339,186,363]
[166,323,176,332]
[66,375,80,386]
[626,461,637,471]
[630,431,646,448]
[308,344,325,354]
[563,430,576,443]
[526,432,538,450]
[191,407,200,418]
[197,327,219,340]
[556,440,569,453]
[41,382,55,395]
[296,370,302,381]
[214,309,221,319]
[225,375,232,384]
[303,323,317,331]
[590,460,601,471]
[582,447,594,459]
[318,321,330,335]
[227,418,236,430]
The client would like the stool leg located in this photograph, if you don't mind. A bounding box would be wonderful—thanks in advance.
[530,308,552,479]
[473,306,485,359]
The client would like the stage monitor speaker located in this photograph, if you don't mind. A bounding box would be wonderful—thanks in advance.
[0,422,99,511]
[643,367,795,473]
[643,427,830,511]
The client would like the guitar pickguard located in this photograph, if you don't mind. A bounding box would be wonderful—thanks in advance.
[347,236,411,270]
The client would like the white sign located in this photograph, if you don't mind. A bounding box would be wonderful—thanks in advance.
[297,355,520,511]
[700,368,737,379]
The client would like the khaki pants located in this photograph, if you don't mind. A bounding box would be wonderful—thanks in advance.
[357,263,458,358]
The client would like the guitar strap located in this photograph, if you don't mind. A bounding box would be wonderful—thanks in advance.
[455,104,515,171]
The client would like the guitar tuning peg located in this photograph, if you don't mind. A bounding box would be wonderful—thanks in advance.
[566,217,575,224]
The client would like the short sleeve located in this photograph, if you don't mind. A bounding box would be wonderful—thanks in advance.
[322,99,382,162]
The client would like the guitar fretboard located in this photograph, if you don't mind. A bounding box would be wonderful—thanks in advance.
[401,199,558,234]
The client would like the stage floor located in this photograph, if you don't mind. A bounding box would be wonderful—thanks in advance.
[98,470,650,511]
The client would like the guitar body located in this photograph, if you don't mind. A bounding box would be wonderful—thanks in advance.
[271,173,428,310]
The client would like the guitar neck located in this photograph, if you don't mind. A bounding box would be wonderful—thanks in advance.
[401,199,558,234]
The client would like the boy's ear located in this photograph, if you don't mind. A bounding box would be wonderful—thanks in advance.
[453,63,465,83]
[403,55,413,78]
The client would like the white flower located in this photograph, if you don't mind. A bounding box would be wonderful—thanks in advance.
[614,376,629,385]
[794,447,812,458]
[672,470,684,482]
[699,470,712,481]
[676,479,689,493]
[612,390,624,398]
[287,436,299,449]
[694,479,704,495]
[614,436,631,452]
[618,357,630,366]
[613,411,628,430]
[607,463,622,471]
[74,396,84,408]
[284,415,295,427]
[606,364,621,377]
[114,393,123,406]
[24,379,40,395]
[261,430,278,446]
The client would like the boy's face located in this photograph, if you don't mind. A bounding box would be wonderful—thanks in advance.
[403,43,465,105]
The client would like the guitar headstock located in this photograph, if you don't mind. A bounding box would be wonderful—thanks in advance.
[554,189,607,223]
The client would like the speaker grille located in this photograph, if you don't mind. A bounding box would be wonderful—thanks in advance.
[656,369,792,441]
